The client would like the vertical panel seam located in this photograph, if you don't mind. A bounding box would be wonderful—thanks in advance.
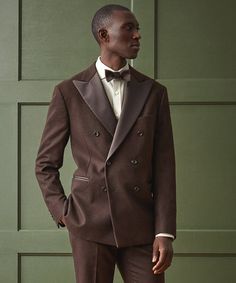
[18,0,22,81]
[17,103,21,231]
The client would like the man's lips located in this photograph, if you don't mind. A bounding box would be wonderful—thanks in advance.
[130,43,140,49]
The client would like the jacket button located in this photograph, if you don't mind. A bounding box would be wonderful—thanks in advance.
[106,160,112,166]
[133,186,140,192]
[137,130,144,136]
[131,159,138,165]
[93,130,100,137]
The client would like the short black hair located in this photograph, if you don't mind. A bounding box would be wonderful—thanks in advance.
[91,4,130,43]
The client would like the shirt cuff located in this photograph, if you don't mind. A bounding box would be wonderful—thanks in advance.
[155,233,175,240]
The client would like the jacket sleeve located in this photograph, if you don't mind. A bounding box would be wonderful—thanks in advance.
[153,86,176,238]
[35,85,70,226]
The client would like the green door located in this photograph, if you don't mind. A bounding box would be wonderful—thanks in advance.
[0,0,235,282]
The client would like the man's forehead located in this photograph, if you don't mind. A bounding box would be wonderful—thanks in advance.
[112,10,139,25]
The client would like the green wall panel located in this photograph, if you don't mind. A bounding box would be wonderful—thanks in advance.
[1,0,236,282]
[0,104,17,229]
[0,253,17,283]
[157,0,236,79]
[20,255,75,283]
[20,0,156,80]
[171,104,236,229]
[132,0,156,77]
[1,79,236,104]
[21,0,129,80]
[20,104,75,230]
[19,254,123,283]
[0,0,18,80]
[19,103,236,231]
[166,255,236,283]
[160,79,236,102]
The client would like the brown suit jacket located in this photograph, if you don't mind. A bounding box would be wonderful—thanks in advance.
[35,63,176,247]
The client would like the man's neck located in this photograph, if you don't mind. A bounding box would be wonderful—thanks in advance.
[100,54,127,71]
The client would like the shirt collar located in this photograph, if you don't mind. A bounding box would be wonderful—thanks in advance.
[95,57,129,80]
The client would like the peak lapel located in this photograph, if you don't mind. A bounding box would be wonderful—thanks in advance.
[107,75,153,160]
[73,73,117,136]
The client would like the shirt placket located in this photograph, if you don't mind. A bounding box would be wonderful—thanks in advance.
[112,80,122,118]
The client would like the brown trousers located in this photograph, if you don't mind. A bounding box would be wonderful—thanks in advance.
[69,233,164,283]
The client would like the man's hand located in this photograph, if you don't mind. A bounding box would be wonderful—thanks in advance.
[152,237,173,274]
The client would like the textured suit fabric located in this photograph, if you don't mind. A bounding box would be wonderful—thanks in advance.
[69,233,164,283]
[35,63,176,248]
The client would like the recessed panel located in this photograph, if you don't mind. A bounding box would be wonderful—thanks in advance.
[21,0,129,80]
[20,255,75,283]
[0,253,16,283]
[0,104,17,229]
[20,254,123,283]
[132,0,156,77]
[0,0,18,80]
[20,104,75,229]
[20,103,236,231]
[157,0,236,78]
[171,104,236,229]
[166,255,236,283]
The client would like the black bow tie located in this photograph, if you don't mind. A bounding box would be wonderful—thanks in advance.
[105,69,131,82]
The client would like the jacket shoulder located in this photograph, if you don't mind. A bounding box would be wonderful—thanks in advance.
[55,63,96,91]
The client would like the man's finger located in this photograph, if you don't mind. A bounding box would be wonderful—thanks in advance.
[152,242,159,262]
[153,251,172,274]
[152,248,167,272]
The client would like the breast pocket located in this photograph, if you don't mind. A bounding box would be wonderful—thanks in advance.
[71,175,89,192]
[73,176,89,182]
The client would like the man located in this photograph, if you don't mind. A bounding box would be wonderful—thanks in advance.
[35,4,176,283]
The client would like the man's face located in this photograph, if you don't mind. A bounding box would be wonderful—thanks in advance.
[104,10,141,60]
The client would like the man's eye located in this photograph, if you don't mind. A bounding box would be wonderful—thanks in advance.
[124,24,140,32]
[125,25,140,32]
[125,25,133,31]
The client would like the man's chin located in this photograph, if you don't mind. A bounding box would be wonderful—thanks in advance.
[127,53,138,59]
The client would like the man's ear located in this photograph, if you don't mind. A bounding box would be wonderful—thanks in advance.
[98,29,109,43]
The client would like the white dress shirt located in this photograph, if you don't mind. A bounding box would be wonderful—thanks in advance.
[96,57,129,119]
[95,57,174,240]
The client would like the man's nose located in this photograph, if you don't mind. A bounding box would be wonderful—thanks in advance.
[133,29,141,40]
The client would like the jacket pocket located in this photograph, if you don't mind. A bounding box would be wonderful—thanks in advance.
[73,175,89,182]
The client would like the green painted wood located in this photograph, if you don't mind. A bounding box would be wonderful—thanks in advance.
[159,79,236,102]
[1,79,236,103]
[171,104,236,229]
[20,0,155,80]
[0,0,18,80]
[0,104,18,229]
[20,255,75,283]
[166,255,236,283]
[0,229,235,282]
[18,103,236,231]
[20,104,75,229]
[1,230,236,254]
[0,253,17,283]
[157,0,236,79]
[132,0,156,77]
[21,0,129,80]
